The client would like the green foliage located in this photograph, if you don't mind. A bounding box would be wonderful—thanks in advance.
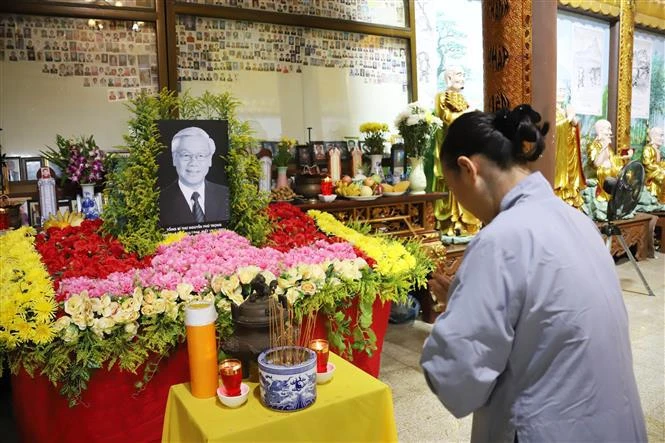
[273,145,292,167]
[102,92,165,257]
[649,53,665,121]
[102,89,271,254]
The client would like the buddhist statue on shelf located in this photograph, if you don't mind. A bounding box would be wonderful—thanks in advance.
[553,88,585,208]
[431,66,481,237]
[586,120,630,201]
[642,127,665,203]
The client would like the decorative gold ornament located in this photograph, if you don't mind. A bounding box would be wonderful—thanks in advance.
[616,0,635,151]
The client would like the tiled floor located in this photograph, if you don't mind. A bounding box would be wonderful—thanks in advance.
[381,252,665,442]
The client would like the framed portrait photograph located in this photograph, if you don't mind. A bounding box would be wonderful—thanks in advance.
[156,120,230,233]
[28,201,40,227]
[391,143,406,179]
[296,145,312,167]
[21,157,43,181]
[57,199,71,214]
[312,142,326,164]
[5,157,22,182]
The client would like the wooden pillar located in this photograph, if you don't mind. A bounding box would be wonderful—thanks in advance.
[482,0,556,184]
[616,0,635,151]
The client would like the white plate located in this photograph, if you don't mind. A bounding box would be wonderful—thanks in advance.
[383,191,406,197]
[346,195,381,201]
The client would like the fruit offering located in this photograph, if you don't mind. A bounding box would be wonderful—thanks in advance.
[271,186,298,201]
[382,181,410,193]
[335,181,362,197]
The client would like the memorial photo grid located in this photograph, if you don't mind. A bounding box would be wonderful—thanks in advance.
[0,15,160,102]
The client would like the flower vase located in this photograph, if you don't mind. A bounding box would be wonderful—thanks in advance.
[408,157,427,195]
[80,183,100,219]
[369,154,384,179]
[276,166,289,189]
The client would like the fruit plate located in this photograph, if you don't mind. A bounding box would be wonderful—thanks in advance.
[346,195,382,201]
[383,191,406,197]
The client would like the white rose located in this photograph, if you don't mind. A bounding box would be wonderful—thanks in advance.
[284,287,301,306]
[152,298,166,314]
[112,309,132,324]
[210,274,225,294]
[220,275,240,297]
[227,289,244,306]
[72,313,88,331]
[238,266,261,285]
[297,265,312,280]
[278,272,300,290]
[309,265,326,283]
[216,299,231,313]
[165,301,180,320]
[177,283,194,300]
[102,301,119,318]
[161,289,178,301]
[64,294,84,316]
[62,324,79,343]
[300,281,317,296]
[132,287,143,299]
[143,288,157,304]
[52,316,72,333]
[141,303,156,316]
[121,297,141,313]
[406,115,420,126]
[97,317,115,332]
[124,322,139,338]
[90,297,103,314]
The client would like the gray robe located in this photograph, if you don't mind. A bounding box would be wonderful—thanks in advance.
[421,172,646,442]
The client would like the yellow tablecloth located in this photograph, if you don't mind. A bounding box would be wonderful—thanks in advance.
[161,353,397,442]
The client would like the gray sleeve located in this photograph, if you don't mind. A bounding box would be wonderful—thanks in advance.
[420,238,518,418]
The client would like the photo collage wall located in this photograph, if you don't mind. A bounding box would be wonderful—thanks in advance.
[176,15,409,90]
[181,0,406,27]
[0,14,160,102]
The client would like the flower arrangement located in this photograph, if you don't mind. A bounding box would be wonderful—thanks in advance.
[0,227,58,351]
[394,102,443,158]
[359,122,390,155]
[274,137,297,167]
[42,135,107,185]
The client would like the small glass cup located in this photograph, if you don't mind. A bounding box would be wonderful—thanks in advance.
[219,358,242,397]
[309,339,330,373]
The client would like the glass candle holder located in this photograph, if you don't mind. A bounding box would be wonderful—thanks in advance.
[309,339,329,373]
[219,358,243,397]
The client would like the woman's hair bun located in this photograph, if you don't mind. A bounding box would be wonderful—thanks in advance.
[493,104,549,163]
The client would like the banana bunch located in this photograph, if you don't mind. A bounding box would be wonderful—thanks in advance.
[43,210,85,229]
[382,181,410,193]
[335,181,361,197]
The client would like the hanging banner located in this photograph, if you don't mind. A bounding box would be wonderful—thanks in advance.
[571,24,605,116]
[631,37,653,119]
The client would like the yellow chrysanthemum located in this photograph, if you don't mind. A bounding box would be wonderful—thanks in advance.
[159,231,187,247]
[0,227,57,347]
[32,322,56,345]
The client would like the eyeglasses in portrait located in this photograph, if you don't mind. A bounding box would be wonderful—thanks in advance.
[156,120,230,233]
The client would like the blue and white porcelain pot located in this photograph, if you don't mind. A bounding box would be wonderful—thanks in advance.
[258,346,317,411]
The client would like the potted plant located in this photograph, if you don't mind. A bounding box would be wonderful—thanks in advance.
[275,137,296,188]
[359,122,389,177]
[394,103,443,194]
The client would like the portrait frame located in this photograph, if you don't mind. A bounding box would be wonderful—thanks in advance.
[21,157,43,182]
[390,143,406,179]
[28,201,40,227]
[296,145,313,167]
[312,141,326,164]
[156,120,230,233]
[5,157,22,182]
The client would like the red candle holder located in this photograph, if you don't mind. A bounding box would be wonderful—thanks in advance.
[320,177,333,195]
[219,359,242,397]
[309,339,329,373]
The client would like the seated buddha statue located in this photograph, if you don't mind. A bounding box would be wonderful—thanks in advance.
[431,66,482,236]
[586,120,629,201]
[642,127,665,203]
[553,88,585,208]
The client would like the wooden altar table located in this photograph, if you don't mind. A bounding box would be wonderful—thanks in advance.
[294,192,446,243]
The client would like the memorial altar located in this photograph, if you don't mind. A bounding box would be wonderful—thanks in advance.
[1,91,434,442]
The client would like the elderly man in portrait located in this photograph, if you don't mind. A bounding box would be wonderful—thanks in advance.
[159,126,229,226]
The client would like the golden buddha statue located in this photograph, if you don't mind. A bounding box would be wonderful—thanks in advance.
[432,67,482,236]
[586,120,628,201]
[553,89,585,208]
[642,127,665,203]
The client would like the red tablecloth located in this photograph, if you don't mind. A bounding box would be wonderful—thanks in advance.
[11,299,391,442]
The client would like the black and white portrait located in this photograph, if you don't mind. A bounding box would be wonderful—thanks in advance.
[157,121,230,232]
